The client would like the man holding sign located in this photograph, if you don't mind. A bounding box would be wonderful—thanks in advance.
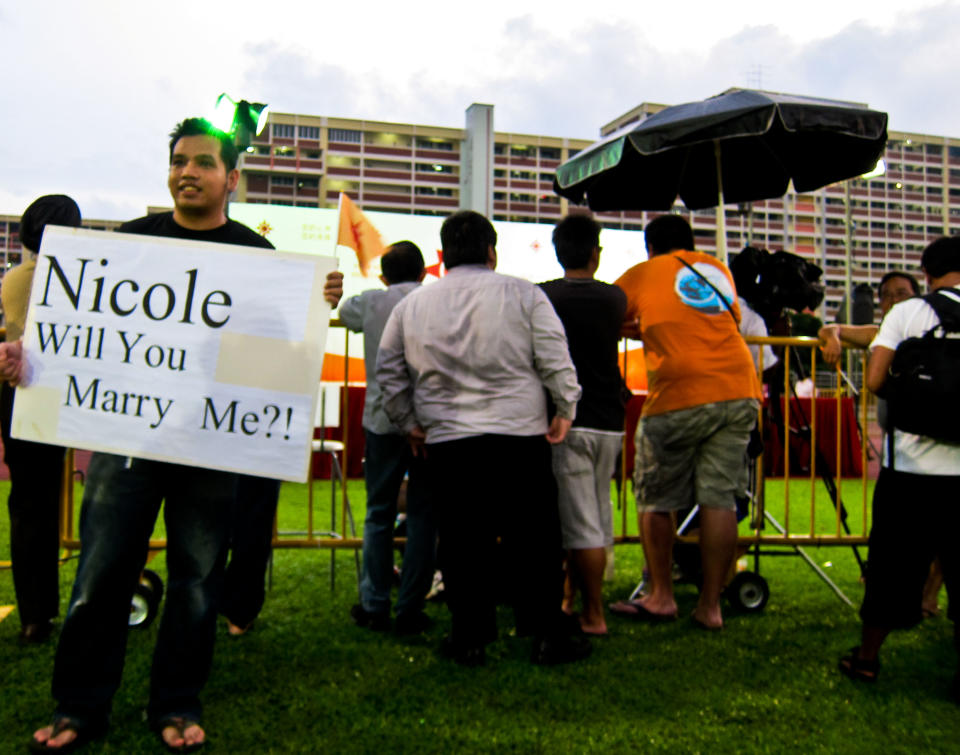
[25,118,343,753]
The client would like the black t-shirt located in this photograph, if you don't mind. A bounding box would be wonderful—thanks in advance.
[539,278,627,431]
[119,212,275,250]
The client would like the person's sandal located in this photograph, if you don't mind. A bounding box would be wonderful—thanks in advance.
[838,646,880,683]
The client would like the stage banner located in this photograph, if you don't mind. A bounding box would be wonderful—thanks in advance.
[11,226,336,482]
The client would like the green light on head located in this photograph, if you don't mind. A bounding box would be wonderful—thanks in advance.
[207,93,269,150]
[210,93,238,134]
[251,103,270,136]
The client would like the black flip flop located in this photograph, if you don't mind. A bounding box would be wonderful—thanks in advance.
[609,600,676,622]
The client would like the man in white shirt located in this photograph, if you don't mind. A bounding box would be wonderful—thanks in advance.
[377,210,589,667]
[839,236,960,703]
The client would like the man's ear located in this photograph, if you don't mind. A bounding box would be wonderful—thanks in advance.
[487,245,497,270]
[417,269,427,282]
[226,168,240,193]
[378,274,388,286]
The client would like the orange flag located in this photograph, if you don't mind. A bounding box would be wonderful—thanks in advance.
[337,193,387,276]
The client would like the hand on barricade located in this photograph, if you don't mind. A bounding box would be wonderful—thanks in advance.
[619,317,641,340]
[818,324,842,366]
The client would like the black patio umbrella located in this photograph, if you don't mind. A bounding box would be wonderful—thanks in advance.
[553,88,888,215]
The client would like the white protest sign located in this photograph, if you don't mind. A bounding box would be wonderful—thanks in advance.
[11,226,336,482]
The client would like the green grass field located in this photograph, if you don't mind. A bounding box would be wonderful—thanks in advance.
[1,478,956,754]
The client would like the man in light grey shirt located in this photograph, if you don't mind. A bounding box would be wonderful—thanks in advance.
[339,242,435,635]
[377,210,589,667]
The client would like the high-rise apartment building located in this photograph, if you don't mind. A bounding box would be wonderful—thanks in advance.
[3,99,956,320]
[234,102,959,317]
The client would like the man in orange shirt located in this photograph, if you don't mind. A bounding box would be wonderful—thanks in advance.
[615,215,761,630]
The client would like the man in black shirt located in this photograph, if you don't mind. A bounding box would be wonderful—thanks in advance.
[30,118,343,752]
[540,214,627,636]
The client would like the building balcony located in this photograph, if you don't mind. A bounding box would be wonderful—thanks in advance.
[365,169,412,181]
[414,173,458,185]
[365,145,413,157]
[415,149,460,161]
[328,142,362,153]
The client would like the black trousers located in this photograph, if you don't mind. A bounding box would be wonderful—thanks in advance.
[860,467,958,629]
[218,474,282,628]
[0,381,65,627]
[426,434,564,648]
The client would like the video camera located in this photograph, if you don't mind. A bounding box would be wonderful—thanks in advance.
[729,246,824,328]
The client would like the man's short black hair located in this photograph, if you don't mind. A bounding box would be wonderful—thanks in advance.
[169,118,239,172]
[643,214,695,256]
[19,194,82,252]
[878,270,921,298]
[552,214,601,270]
[921,236,960,279]
[440,210,497,269]
[380,241,425,284]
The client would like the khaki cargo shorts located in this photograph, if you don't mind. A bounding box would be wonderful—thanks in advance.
[633,398,759,513]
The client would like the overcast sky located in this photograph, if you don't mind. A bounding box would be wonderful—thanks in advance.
[3,0,959,219]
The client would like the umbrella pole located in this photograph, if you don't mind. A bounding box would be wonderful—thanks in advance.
[713,140,728,264]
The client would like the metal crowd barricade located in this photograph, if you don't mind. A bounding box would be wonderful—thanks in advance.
[615,335,875,608]
[51,327,877,608]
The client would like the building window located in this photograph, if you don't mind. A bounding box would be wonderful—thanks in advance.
[270,175,294,186]
[330,128,362,143]
[272,124,295,139]
[415,163,453,174]
[539,147,561,160]
[416,138,454,151]
[297,178,319,188]
[298,126,320,140]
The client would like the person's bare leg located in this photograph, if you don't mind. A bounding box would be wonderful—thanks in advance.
[922,558,944,617]
[572,547,607,634]
[637,511,678,617]
[693,507,737,629]
[857,625,891,661]
[561,552,577,615]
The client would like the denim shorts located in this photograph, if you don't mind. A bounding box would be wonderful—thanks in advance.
[634,398,759,513]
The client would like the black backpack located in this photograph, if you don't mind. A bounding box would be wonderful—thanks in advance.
[884,287,960,445]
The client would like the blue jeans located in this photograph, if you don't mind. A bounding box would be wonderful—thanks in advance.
[359,431,435,616]
[51,453,236,730]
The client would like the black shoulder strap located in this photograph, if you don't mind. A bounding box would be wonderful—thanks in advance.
[675,256,739,327]
[923,287,960,332]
